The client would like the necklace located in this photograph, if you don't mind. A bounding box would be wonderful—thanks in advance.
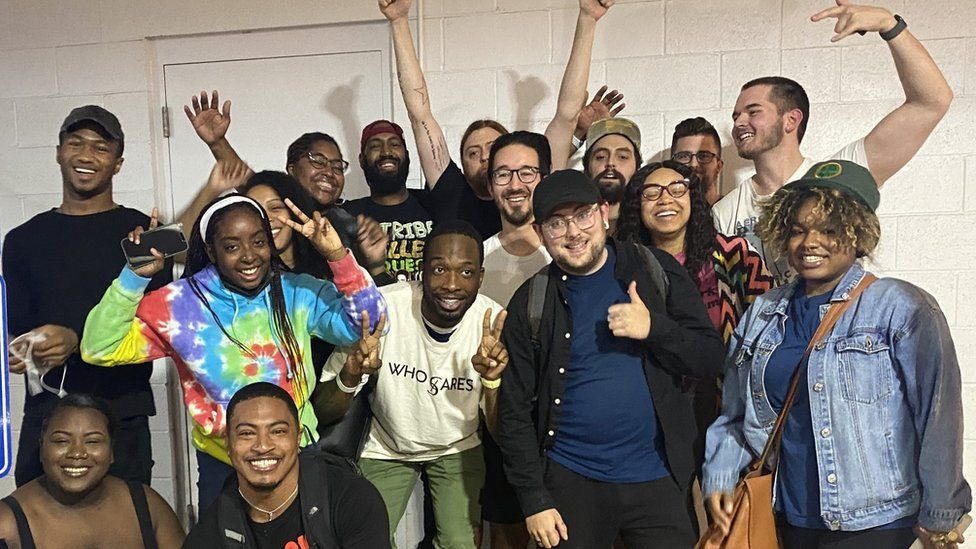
[238,485,299,522]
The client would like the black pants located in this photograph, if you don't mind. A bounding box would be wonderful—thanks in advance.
[779,518,917,549]
[15,398,154,487]
[544,459,697,548]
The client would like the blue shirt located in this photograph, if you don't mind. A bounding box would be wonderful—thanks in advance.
[765,281,915,530]
[548,247,670,483]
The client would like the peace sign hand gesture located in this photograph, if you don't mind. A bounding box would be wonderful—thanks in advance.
[340,310,387,380]
[472,309,509,382]
[277,199,347,261]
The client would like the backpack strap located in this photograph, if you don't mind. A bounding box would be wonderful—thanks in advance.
[527,266,550,346]
[298,450,339,549]
[126,481,159,549]
[633,243,669,311]
[215,478,249,549]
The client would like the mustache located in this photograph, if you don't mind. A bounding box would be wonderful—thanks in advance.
[597,168,623,181]
[373,155,400,167]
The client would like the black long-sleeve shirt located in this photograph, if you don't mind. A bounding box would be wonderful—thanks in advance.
[2,207,172,418]
[497,239,725,517]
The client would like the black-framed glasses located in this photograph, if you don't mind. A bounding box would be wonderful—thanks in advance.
[491,166,542,186]
[641,180,690,201]
[672,151,718,165]
[307,152,350,174]
[540,204,600,239]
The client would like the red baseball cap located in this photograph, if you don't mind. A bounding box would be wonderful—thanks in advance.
[360,120,404,153]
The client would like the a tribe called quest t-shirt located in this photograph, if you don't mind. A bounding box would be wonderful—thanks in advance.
[342,192,433,282]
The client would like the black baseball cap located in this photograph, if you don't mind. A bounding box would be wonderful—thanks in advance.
[532,169,602,223]
[786,160,880,213]
[59,105,124,147]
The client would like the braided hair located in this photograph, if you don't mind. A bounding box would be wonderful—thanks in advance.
[183,197,309,402]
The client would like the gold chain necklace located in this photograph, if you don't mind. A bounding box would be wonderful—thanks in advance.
[238,485,299,522]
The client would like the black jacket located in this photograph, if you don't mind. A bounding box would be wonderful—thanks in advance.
[183,450,390,549]
[497,239,725,517]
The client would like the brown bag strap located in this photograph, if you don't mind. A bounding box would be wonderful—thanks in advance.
[751,273,878,473]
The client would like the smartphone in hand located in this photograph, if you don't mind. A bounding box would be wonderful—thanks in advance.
[121,223,188,268]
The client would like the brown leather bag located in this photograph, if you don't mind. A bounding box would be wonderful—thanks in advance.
[696,274,878,549]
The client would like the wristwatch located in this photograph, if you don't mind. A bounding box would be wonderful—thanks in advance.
[880,14,907,41]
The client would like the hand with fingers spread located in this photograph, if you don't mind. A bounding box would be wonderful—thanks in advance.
[579,0,615,21]
[206,158,253,193]
[184,90,232,146]
[356,214,390,275]
[277,198,346,261]
[607,281,652,340]
[127,207,167,278]
[472,309,509,382]
[339,310,387,389]
[575,85,625,139]
[378,0,411,21]
[526,508,569,548]
[810,0,898,42]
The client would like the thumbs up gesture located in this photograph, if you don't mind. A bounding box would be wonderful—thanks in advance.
[607,281,651,340]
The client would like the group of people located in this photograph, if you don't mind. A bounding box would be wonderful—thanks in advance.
[1,0,971,548]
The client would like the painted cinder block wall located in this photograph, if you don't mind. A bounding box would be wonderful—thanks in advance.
[1,0,974,508]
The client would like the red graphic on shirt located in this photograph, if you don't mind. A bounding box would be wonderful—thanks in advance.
[284,535,308,549]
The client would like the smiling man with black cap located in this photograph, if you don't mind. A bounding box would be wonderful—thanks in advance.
[2,105,172,487]
[342,120,434,282]
[496,169,724,548]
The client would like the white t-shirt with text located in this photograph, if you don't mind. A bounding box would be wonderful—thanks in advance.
[321,281,502,462]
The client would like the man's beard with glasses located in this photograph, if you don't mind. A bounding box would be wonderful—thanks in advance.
[364,152,411,196]
[498,187,533,226]
[595,168,626,204]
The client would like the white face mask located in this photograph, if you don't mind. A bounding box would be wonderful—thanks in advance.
[9,331,67,398]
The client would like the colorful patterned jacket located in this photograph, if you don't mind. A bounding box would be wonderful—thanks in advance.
[81,253,386,463]
[711,233,775,344]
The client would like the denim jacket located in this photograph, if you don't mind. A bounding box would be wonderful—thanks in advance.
[702,263,971,532]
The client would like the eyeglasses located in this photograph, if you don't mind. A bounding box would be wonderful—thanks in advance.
[540,204,600,239]
[491,166,542,186]
[672,151,718,165]
[307,152,350,174]
[641,180,690,201]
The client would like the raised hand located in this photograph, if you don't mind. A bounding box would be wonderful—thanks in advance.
[580,0,615,21]
[576,85,625,137]
[378,0,411,21]
[472,309,508,382]
[607,281,652,340]
[127,207,167,278]
[810,0,898,42]
[206,158,252,193]
[356,214,390,274]
[277,199,346,261]
[184,90,232,146]
[341,310,387,380]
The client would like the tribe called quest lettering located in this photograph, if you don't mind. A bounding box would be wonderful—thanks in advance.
[388,361,475,396]
[380,220,433,281]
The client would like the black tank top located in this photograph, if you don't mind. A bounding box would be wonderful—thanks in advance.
[1,480,158,549]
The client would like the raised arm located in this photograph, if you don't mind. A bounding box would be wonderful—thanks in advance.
[545,0,615,170]
[184,90,242,165]
[810,1,953,186]
[175,159,252,239]
[380,0,452,186]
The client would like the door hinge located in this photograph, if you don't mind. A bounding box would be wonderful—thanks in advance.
[161,106,170,138]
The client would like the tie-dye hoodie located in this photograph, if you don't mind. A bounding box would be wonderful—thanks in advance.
[81,253,386,464]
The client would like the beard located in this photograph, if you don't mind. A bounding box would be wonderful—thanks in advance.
[594,168,626,204]
[738,123,785,160]
[364,152,411,196]
[498,188,533,226]
[466,166,490,196]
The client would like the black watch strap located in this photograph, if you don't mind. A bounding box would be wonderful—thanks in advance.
[880,14,907,41]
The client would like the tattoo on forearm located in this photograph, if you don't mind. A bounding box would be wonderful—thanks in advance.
[413,85,429,107]
[420,120,449,171]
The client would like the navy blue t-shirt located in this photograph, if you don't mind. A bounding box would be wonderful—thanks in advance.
[548,247,670,483]
[765,282,914,529]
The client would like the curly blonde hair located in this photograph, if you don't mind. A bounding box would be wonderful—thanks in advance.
[758,186,880,262]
